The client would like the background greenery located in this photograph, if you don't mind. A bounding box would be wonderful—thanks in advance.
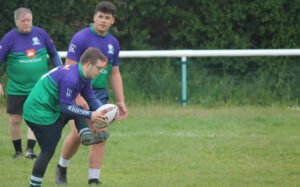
[0,105,300,186]
[0,0,299,105]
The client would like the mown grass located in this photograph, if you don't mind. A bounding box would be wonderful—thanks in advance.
[0,105,299,187]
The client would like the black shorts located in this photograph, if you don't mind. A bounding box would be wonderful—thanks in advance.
[6,95,28,114]
[25,113,88,153]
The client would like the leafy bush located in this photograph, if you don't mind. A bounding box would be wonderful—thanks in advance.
[0,0,299,105]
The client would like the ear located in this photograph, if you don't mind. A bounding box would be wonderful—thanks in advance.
[111,17,115,24]
[93,14,96,22]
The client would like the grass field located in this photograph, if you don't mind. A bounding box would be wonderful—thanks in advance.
[0,105,299,187]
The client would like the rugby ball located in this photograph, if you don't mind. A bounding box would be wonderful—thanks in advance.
[93,104,119,129]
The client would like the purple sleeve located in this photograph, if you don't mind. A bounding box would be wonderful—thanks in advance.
[40,28,57,54]
[66,34,85,62]
[0,33,11,63]
[80,80,94,99]
[38,29,62,67]
[60,102,92,119]
[113,39,120,66]
[80,80,103,111]
[59,78,78,105]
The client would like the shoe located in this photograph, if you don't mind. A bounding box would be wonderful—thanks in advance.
[55,164,67,185]
[88,178,102,185]
[81,131,110,146]
[12,151,24,159]
[25,148,37,159]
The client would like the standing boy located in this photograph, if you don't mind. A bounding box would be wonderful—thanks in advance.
[56,1,127,185]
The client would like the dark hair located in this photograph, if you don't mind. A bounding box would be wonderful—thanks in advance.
[80,47,106,65]
[94,1,116,17]
[14,7,32,21]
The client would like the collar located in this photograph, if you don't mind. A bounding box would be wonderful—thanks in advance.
[90,24,109,37]
[78,62,86,81]
[16,26,33,34]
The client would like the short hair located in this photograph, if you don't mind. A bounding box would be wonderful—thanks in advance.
[80,47,106,65]
[94,1,116,17]
[14,8,32,21]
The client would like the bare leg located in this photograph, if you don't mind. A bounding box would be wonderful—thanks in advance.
[9,114,23,140]
[56,120,84,184]
[88,121,107,182]
[89,142,106,168]
[61,120,81,159]
[27,126,36,140]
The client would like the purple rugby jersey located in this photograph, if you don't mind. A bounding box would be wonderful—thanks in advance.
[66,25,120,89]
[49,64,94,105]
[0,26,58,95]
[23,64,95,125]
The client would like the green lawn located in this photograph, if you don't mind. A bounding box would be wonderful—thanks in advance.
[0,105,299,187]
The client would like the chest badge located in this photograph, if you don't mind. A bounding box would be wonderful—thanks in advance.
[108,44,114,54]
[32,37,41,45]
[26,49,36,58]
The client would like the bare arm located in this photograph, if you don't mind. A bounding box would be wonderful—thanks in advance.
[109,66,127,120]
[65,58,78,65]
[0,83,3,96]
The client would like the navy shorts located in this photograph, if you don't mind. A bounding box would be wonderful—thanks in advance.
[6,95,28,114]
[93,88,109,104]
[25,113,87,153]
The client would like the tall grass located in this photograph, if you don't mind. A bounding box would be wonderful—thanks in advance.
[0,105,299,186]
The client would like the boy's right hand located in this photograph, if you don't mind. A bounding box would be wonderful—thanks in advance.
[91,111,106,125]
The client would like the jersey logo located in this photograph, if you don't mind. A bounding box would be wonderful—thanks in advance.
[108,44,114,54]
[66,88,72,97]
[69,44,76,53]
[101,69,108,74]
[104,58,108,68]
[26,49,36,58]
[32,37,41,45]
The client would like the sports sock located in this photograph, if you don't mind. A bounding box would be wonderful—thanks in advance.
[59,155,71,168]
[30,174,43,187]
[88,168,101,180]
[26,139,36,150]
[12,139,22,153]
[78,127,92,137]
[74,119,92,137]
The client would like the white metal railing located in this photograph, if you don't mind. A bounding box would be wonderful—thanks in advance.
[58,49,300,106]
[59,49,300,58]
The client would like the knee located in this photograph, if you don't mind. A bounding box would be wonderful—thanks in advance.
[70,131,81,144]
[9,115,22,126]
[43,150,55,159]
[91,141,106,151]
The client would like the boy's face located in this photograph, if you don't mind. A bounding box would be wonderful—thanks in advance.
[93,11,115,35]
[86,59,105,79]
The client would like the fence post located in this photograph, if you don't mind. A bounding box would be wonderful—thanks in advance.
[181,56,187,107]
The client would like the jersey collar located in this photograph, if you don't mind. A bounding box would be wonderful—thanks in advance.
[90,25,109,37]
[16,26,33,34]
[78,62,86,81]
